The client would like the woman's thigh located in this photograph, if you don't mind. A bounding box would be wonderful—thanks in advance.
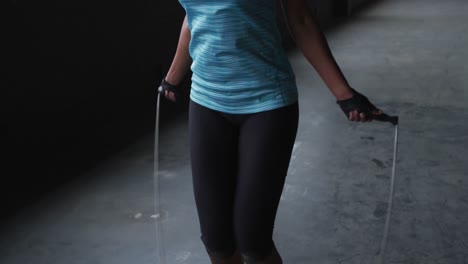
[234,102,299,258]
[188,100,239,255]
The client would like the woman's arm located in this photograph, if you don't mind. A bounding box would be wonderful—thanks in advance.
[282,0,353,101]
[164,15,192,101]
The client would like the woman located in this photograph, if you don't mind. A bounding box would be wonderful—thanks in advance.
[158,0,384,263]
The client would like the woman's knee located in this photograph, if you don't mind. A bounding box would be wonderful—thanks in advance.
[201,234,237,259]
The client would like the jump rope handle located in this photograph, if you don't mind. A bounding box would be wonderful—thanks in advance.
[374,113,399,126]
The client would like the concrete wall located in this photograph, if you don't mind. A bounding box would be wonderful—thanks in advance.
[349,0,374,13]
[309,0,379,23]
[4,0,188,217]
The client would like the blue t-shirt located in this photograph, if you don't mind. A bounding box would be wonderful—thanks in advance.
[178,0,298,114]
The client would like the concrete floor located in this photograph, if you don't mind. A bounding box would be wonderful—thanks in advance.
[1,0,467,263]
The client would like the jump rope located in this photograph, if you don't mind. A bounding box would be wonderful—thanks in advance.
[153,89,399,264]
[152,2,400,263]
[153,86,166,264]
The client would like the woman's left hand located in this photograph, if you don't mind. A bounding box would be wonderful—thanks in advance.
[336,88,383,122]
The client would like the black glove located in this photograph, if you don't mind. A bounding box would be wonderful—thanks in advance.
[154,78,182,100]
[336,88,379,119]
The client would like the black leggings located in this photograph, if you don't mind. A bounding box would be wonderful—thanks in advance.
[189,99,299,260]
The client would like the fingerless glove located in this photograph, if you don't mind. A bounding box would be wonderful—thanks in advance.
[336,88,378,118]
[156,78,182,99]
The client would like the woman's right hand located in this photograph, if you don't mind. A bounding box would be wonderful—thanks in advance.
[158,78,181,103]
[164,90,177,102]
[158,15,191,103]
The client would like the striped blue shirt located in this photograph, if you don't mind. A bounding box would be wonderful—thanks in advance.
[178,0,298,114]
